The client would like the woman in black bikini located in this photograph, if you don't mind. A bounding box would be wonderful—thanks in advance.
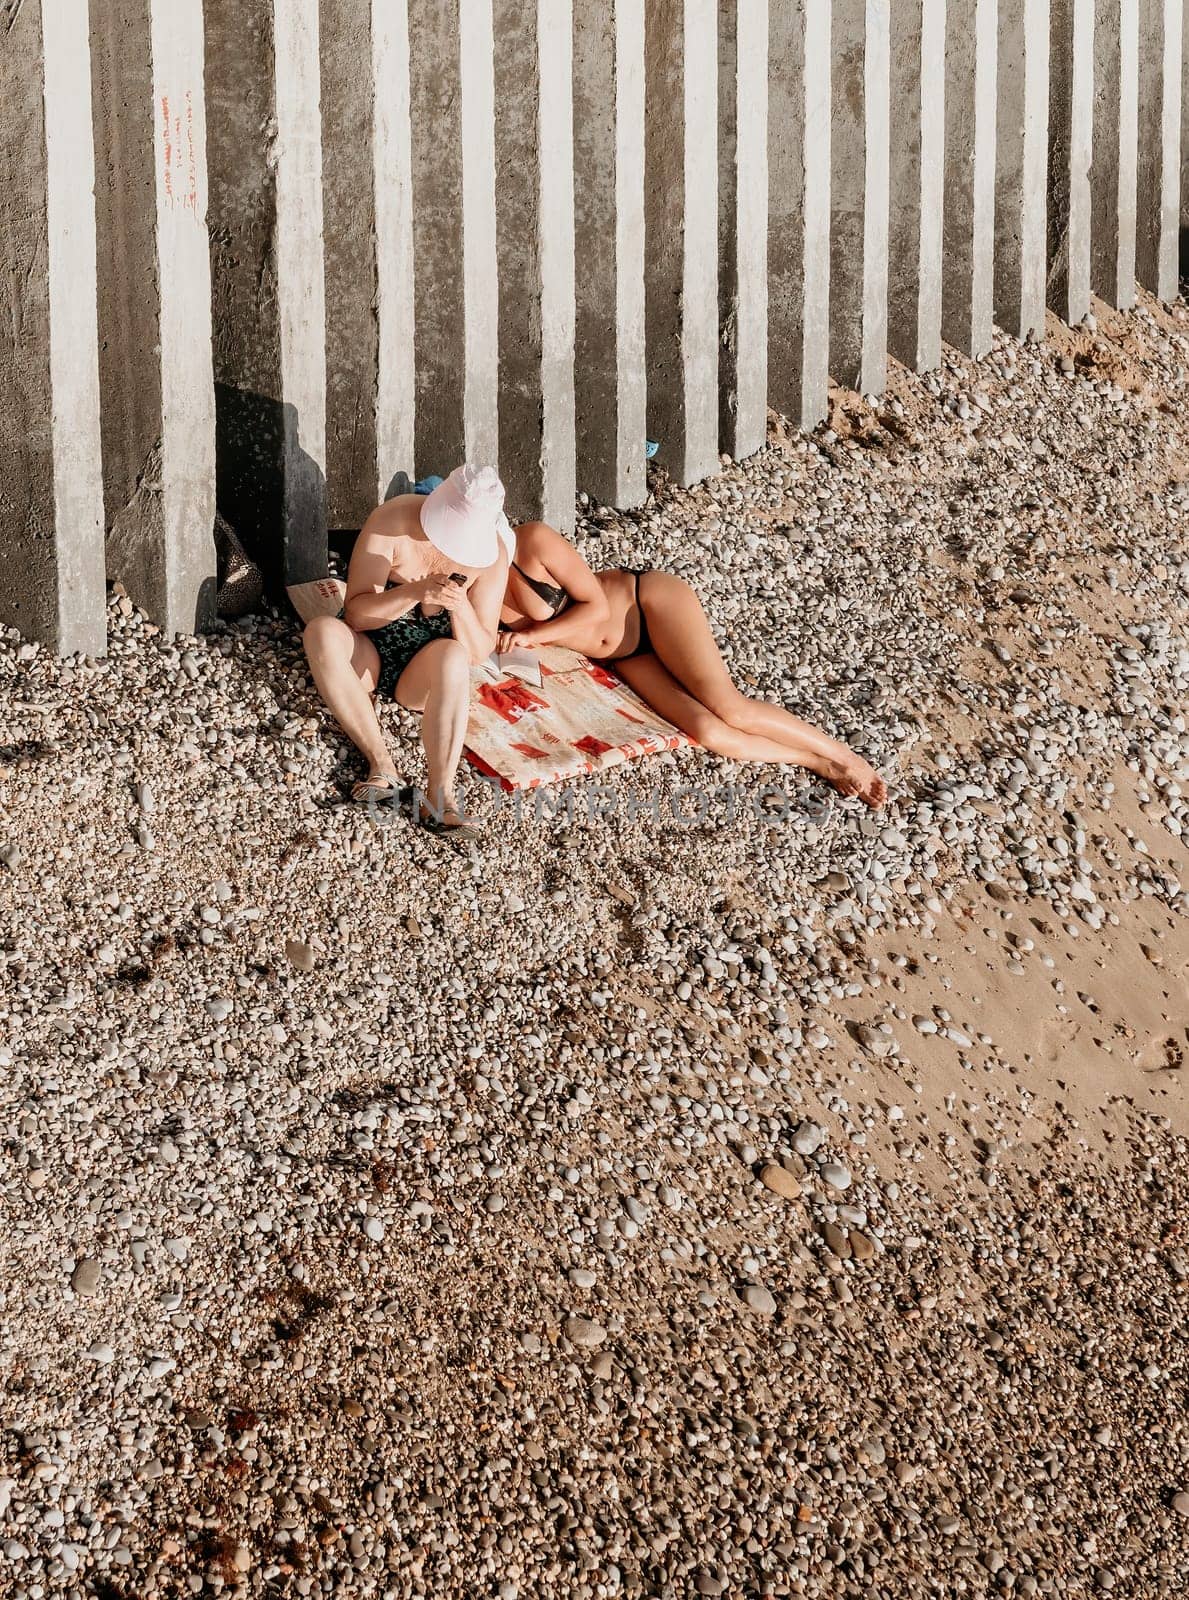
[499,523,887,808]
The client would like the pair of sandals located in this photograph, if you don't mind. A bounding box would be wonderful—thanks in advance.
[350,771,482,846]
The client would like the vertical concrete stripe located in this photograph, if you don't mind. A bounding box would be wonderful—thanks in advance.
[42,0,106,656]
[838,0,876,390]
[1021,0,1052,331]
[918,0,947,370]
[460,0,499,468]
[996,0,1051,339]
[614,0,648,504]
[1136,0,1181,299]
[863,0,890,394]
[1182,0,1189,250]
[767,0,806,424]
[1091,0,1139,308]
[644,0,719,487]
[372,0,416,497]
[720,0,769,460]
[831,0,888,394]
[408,0,465,474]
[683,0,721,483]
[1069,0,1095,316]
[273,0,327,579]
[943,0,998,356]
[890,0,947,373]
[537,0,576,529]
[150,0,217,631]
[971,0,998,352]
[801,1,832,422]
[574,0,646,508]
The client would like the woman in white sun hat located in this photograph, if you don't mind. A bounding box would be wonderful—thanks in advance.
[303,464,512,839]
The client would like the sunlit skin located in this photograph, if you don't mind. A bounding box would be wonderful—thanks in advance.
[302,494,507,827]
[497,521,887,808]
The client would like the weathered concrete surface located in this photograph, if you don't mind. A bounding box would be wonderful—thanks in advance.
[943,0,998,357]
[768,0,831,428]
[205,0,326,591]
[319,0,415,521]
[1046,0,1094,321]
[0,0,106,656]
[888,0,946,372]
[574,0,647,509]
[830,0,890,396]
[995,0,1050,338]
[459,0,500,469]
[408,0,466,476]
[91,0,217,633]
[1089,0,1138,309]
[493,0,576,528]
[644,0,720,487]
[371,0,417,503]
[718,0,769,461]
[1183,1,1189,277]
[1135,0,1182,300]
[319,0,380,526]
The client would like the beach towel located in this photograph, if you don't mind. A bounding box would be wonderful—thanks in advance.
[464,646,691,791]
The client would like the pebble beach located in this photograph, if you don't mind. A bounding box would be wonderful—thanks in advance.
[1,291,1188,1598]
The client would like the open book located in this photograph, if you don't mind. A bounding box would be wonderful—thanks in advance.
[479,645,542,688]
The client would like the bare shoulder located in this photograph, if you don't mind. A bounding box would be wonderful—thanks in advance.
[359,495,421,544]
[515,520,570,562]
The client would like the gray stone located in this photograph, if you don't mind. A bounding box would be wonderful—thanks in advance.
[70,1258,101,1297]
[564,1315,608,1348]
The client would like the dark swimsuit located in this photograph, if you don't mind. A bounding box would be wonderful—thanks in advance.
[510,561,652,659]
[511,561,569,617]
[367,599,453,700]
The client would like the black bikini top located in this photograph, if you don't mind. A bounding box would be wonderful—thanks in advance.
[511,560,569,617]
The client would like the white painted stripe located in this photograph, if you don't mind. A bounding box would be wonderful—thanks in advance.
[149,0,216,629]
[683,0,720,482]
[863,0,891,393]
[918,0,946,369]
[1153,0,1183,297]
[460,0,499,468]
[273,0,327,549]
[41,0,106,656]
[733,0,770,454]
[1116,0,1139,303]
[615,0,647,500]
[537,0,576,526]
[802,0,831,423]
[971,0,998,352]
[372,0,416,497]
[1021,0,1051,333]
[1069,0,1095,318]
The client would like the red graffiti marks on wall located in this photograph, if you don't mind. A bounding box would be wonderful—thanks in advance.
[161,91,200,212]
[161,95,173,201]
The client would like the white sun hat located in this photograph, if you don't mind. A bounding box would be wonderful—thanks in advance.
[419,463,514,568]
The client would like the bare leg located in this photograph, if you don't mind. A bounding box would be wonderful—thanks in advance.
[394,638,474,823]
[627,572,887,807]
[303,615,401,789]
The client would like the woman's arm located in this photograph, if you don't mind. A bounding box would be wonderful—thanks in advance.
[342,530,426,631]
[424,556,507,664]
[503,525,610,648]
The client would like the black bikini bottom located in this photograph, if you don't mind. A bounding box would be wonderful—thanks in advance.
[618,567,652,658]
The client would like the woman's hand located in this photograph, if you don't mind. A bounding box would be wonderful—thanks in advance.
[421,575,470,613]
[496,628,532,654]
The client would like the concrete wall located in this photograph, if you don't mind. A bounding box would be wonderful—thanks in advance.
[2,0,1188,651]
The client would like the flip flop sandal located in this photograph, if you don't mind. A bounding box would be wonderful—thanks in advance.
[418,812,483,847]
[351,772,405,805]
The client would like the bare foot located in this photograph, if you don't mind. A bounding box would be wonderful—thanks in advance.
[828,754,888,809]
